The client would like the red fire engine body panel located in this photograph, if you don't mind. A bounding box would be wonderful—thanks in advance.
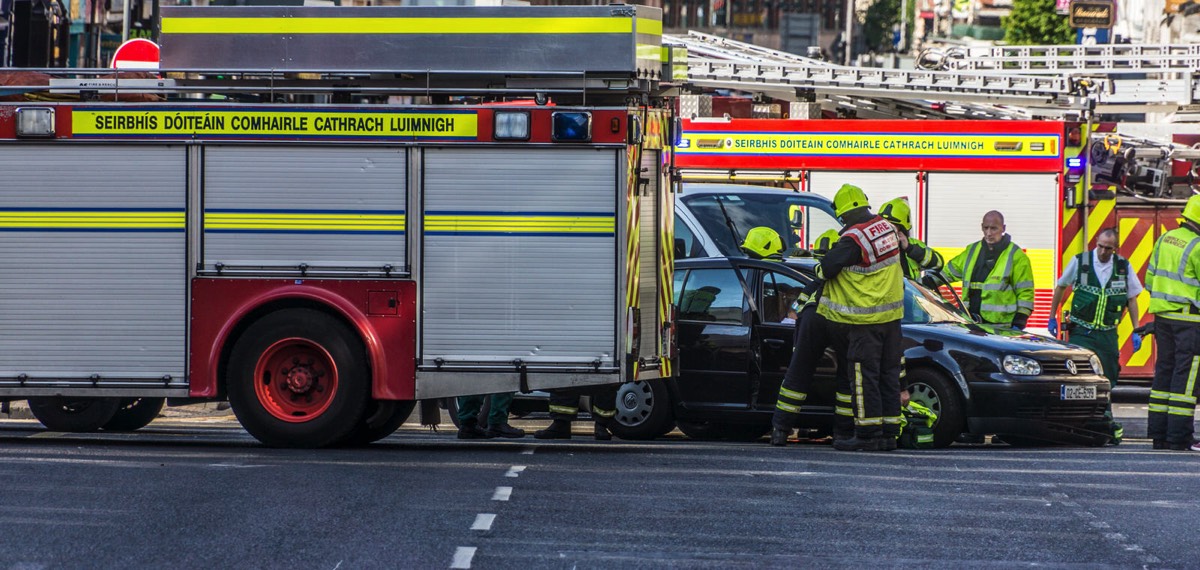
[190,279,417,400]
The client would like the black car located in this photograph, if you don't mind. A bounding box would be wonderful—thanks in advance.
[607,256,1113,447]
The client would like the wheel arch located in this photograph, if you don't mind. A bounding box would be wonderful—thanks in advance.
[195,284,392,401]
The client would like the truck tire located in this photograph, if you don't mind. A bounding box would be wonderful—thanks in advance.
[102,397,165,431]
[340,400,416,446]
[906,367,965,449]
[226,308,370,448]
[608,380,675,440]
[27,397,121,432]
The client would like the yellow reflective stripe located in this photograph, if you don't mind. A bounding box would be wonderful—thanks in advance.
[592,407,616,418]
[778,387,807,401]
[1188,356,1199,397]
[1167,407,1195,416]
[637,44,661,61]
[776,401,801,413]
[1148,403,1170,412]
[205,212,404,233]
[1167,393,1197,404]
[917,434,935,443]
[883,416,902,424]
[0,210,184,230]
[855,417,883,426]
[854,363,865,419]
[162,16,638,35]
[1150,389,1172,400]
[425,213,615,235]
[548,404,578,415]
[835,406,854,416]
[835,392,852,403]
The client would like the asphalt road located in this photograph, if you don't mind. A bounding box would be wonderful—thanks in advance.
[0,405,1197,569]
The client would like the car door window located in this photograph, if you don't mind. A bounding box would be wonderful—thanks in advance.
[674,215,702,259]
[761,271,806,325]
[677,268,747,324]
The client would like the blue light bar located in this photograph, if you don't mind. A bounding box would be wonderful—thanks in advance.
[1067,157,1083,168]
[552,112,591,142]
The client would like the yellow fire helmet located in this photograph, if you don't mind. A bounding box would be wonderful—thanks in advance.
[1183,193,1200,226]
[741,226,784,259]
[879,197,913,233]
[833,183,870,218]
[812,228,841,256]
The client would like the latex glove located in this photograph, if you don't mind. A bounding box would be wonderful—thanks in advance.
[1047,316,1059,337]
[1132,332,1143,352]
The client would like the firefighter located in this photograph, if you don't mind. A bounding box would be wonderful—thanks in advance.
[943,210,1035,330]
[770,228,846,446]
[455,392,526,439]
[819,184,905,452]
[1143,194,1200,452]
[741,226,785,260]
[879,197,945,280]
[1047,227,1142,444]
[533,387,619,440]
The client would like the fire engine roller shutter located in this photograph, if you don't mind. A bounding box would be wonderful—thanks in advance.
[422,148,617,366]
[202,146,407,273]
[808,171,920,237]
[0,146,186,381]
[638,150,660,359]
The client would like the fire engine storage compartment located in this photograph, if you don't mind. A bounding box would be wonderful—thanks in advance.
[419,148,621,394]
[0,145,188,389]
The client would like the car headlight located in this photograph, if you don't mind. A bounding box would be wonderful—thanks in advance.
[1003,355,1042,376]
[1089,354,1104,376]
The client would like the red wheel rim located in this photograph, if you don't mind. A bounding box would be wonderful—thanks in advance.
[252,337,339,423]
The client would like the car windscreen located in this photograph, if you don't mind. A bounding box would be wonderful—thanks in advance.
[903,280,973,325]
[681,192,840,257]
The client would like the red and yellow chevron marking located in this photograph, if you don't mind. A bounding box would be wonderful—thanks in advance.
[625,143,642,379]
[657,136,675,378]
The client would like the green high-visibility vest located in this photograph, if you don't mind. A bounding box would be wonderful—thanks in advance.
[1069,252,1130,331]
[1147,226,1200,323]
[818,216,904,324]
[944,241,1035,326]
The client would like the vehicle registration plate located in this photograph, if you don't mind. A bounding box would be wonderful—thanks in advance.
[1061,385,1097,401]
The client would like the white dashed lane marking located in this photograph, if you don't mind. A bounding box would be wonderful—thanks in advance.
[450,546,476,569]
[505,466,526,478]
[470,514,495,531]
[492,486,512,501]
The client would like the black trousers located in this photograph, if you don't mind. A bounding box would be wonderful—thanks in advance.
[772,304,851,436]
[548,386,618,422]
[828,319,903,439]
[1147,318,1200,444]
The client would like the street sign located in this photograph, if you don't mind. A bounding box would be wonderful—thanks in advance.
[109,38,160,70]
[1069,0,1115,28]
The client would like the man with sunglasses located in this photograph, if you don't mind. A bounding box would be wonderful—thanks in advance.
[1048,228,1142,444]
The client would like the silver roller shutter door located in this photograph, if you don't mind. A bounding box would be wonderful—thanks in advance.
[203,146,407,273]
[422,148,617,365]
[0,145,186,381]
[638,150,660,359]
[925,173,1057,251]
[808,171,921,238]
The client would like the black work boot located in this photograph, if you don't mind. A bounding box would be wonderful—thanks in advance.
[770,427,791,447]
[593,421,613,441]
[457,420,489,440]
[534,419,573,440]
[485,423,526,439]
[880,436,898,451]
[832,435,882,451]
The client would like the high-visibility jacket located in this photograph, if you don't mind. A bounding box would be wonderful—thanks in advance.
[944,240,1035,326]
[903,237,944,280]
[1146,224,1200,324]
[1069,252,1130,331]
[818,215,904,324]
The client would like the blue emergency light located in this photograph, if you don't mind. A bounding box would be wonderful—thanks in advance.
[1067,157,1083,169]
[552,112,591,142]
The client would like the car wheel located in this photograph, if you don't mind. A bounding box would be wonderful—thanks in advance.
[677,420,770,442]
[102,397,166,432]
[905,368,964,449]
[609,380,675,440]
[27,397,121,432]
